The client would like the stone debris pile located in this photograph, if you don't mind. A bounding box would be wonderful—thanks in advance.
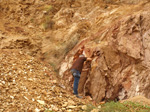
[0,50,87,112]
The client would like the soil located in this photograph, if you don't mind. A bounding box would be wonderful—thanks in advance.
[0,49,89,111]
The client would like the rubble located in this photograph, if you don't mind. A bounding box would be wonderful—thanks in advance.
[0,49,87,111]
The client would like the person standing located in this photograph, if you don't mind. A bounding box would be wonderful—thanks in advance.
[70,54,92,98]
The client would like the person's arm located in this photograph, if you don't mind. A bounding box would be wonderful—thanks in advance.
[82,57,92,72]
[82,68,89,72]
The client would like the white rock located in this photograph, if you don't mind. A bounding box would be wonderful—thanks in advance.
[32,98,35,101]
[67,106,76,109]
[13,79,15,83]
[28,78,33,81]
[2,81,5,84]
[66,109,73,112]
[37,100,45,105]
[10,96,14,99]
[24,96,29,100]
[82,105,87,110]
[98,105,101,109]
[35,108,40,112]
[62,102,68,107]
[37,96,41,99]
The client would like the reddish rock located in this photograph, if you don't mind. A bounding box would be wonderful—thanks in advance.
[60,11,150,102]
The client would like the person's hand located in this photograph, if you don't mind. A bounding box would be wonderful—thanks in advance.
[82,68,89,72]
[87,58,92,61]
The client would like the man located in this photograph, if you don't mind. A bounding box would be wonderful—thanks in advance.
[70,54,92,98]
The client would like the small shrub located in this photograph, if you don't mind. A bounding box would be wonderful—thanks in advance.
[85,104,97,112]
[44,5,52,13]
[99,101,150,112]
[42,19,55,30]
[100,101,129,112]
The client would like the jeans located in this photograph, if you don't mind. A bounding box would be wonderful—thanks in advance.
[71,69,81,95]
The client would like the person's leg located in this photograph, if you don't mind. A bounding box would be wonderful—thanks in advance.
[73,76,83,98]
[73,76,80,95]
[72,70,82,98]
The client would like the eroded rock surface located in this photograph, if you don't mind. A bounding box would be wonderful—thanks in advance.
[1,0,149,70]
[60,10,150,102]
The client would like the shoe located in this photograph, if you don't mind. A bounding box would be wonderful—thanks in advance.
[76,95,83,98]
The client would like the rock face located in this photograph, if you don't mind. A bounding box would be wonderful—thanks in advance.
[1,0,148,71]
[60,11,150,102]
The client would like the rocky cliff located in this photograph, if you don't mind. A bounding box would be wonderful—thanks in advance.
[1,0,148,70]
[60,1,150,102]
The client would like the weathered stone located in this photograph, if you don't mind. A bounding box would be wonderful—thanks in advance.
[0,50,87,111]
[37,100,45,105]
[66,109,73,112]
[81,105,87,110]
[67,105,76,109]
[60,11,150,102]
[68,99,75,105]
[62,102,68,107]
[35,108,40,112]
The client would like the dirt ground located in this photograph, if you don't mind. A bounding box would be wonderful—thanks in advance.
[0,49,90,111]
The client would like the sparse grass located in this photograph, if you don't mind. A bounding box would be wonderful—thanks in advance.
[85,104,97,112]
[49,62,57,72]
[44,5,53,13]
[63,33,80,54]
[100,101,129,112]
[101,101,150,112]
[30,18,34,23]
[42,17,55,31]
[84,101,150,112]
[41,5,54,31]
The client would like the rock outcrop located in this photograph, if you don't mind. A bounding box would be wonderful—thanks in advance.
[1,0,149,70]
[60,10,150,102]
